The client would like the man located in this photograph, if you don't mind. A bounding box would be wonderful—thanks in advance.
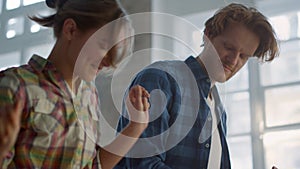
[115,3,279,169]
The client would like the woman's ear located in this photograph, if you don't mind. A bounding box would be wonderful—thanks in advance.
[62,18,78,41]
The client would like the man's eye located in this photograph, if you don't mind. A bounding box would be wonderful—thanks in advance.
[225,46,233,51]
[240,54,249,60]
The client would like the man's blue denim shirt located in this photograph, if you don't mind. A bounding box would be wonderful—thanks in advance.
[115,56,231,169]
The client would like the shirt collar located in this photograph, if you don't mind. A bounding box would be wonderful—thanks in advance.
[184,56,210,81]
[28,54,57,72]
[184,56,211,98]
[28,54,72,98]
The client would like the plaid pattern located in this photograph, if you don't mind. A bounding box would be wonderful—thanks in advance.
[0,55,101,169]
[115,56,231,169]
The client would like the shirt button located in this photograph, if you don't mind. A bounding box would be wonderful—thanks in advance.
[207,116,212,121]
[205,143,210,148]
[206,78,210,83]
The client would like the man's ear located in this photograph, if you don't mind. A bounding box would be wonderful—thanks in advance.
[62,18,77,41]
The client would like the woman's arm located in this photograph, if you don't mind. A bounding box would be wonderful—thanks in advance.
[0,93,24,166]
[99,85,150,169]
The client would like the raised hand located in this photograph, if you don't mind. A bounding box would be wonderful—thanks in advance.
[0,99,24,162]
[126,85,150,128]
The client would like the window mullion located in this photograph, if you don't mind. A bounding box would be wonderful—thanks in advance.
[248,59,266,169]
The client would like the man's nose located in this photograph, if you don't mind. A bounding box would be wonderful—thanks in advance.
[227,52,239,65]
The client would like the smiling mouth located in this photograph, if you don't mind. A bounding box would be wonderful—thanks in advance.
[223,64,233,73]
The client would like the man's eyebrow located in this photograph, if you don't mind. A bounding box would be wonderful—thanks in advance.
[224,41,253,56]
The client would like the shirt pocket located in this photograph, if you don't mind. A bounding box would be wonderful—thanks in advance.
[31,97,62,134]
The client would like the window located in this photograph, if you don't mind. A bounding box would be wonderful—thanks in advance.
[23,0,44,6]
[24,43,53,63]
[224,91,251,134]
[0,1,54,70]
[263,130,300,169]
[6,0,21,10]
[0,0,3,14]
[265,85,300,127]
[228,136,253,169]
[0,52,21,70]
[6,16,24,39]
[258,3,300,168]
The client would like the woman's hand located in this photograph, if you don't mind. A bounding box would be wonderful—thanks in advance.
[100,86,150,169]
[126,85,150,130]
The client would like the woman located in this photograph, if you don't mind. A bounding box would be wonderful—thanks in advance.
[0,0,149,168]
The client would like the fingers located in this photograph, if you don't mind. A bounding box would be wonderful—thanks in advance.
[129,86,142,111]
[141,87,150,98]
[129,85,150,111]
[126,85,150,124]
[142,97,149,112]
